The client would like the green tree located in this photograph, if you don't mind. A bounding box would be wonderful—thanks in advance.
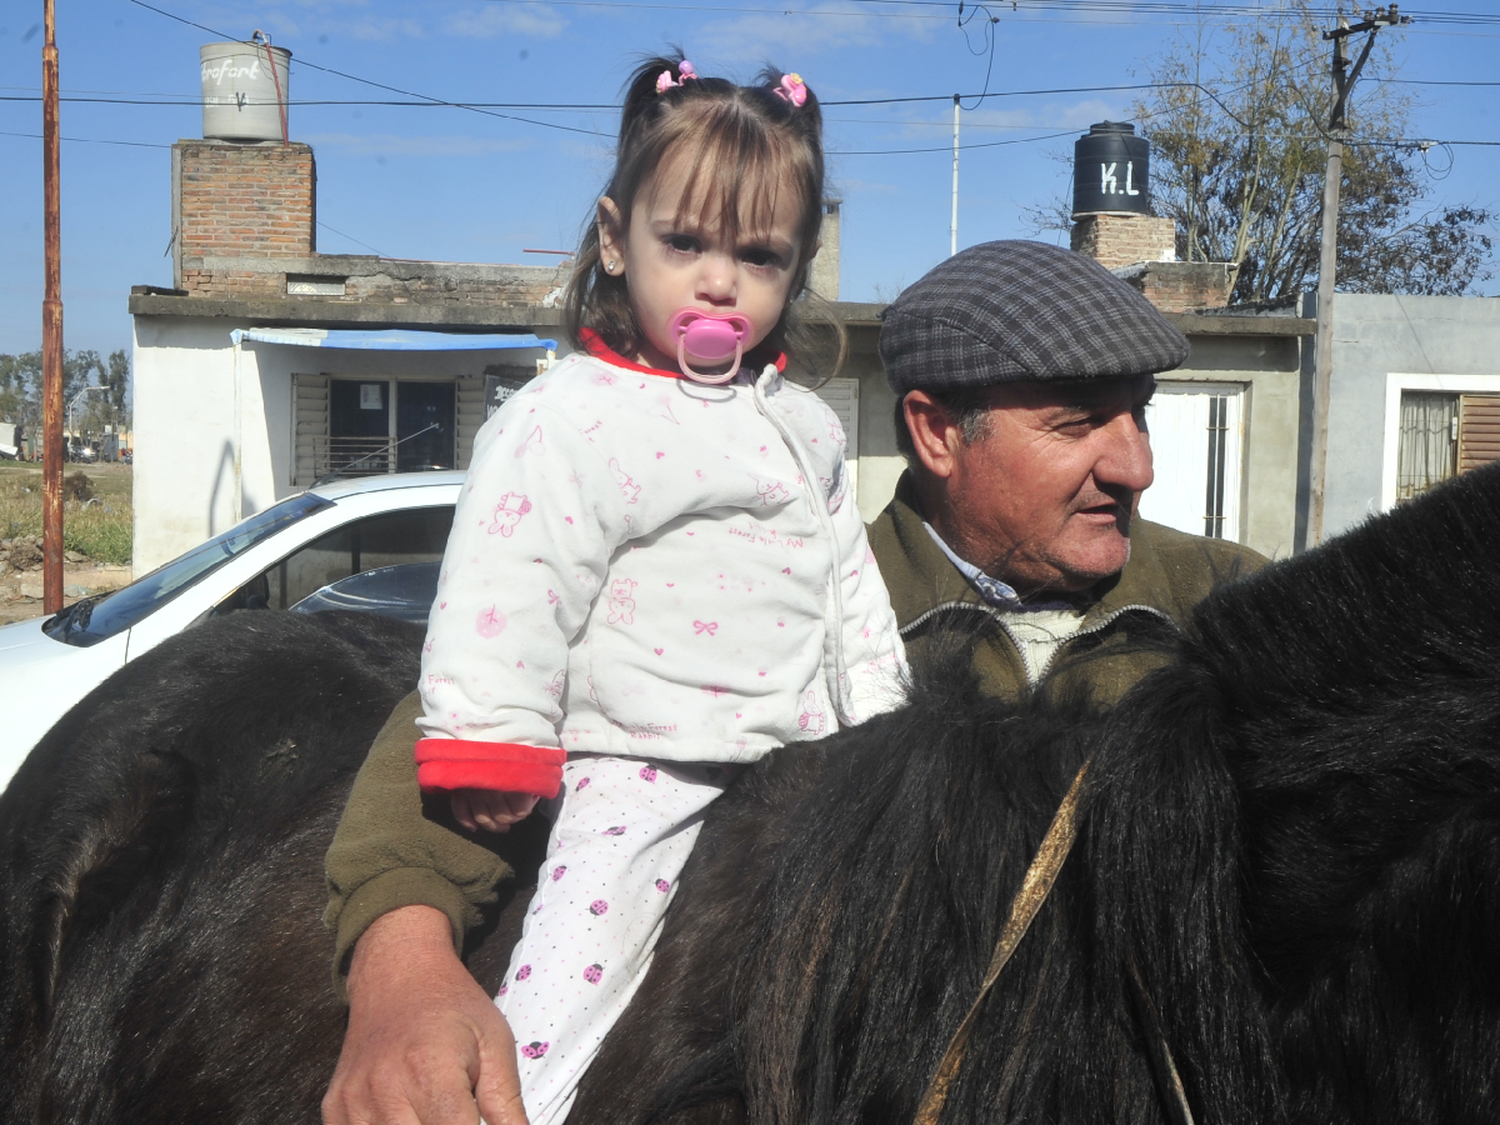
[0,348,128,437]
[0,352,42,433]
[104,349,130,420]
[1130,3,1491,303]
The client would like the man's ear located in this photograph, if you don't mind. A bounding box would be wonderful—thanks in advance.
[903,390,963,480]
[597,197,626,275]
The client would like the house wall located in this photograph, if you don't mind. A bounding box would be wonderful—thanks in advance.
[1322,294,1500,541]
[1171,333,1304,560]
[131,317,553,573]
[131,304,1308,575]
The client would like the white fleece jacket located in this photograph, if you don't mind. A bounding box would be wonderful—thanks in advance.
[416,341,906,773]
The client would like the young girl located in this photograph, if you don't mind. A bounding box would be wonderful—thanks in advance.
[413,55,905,1125]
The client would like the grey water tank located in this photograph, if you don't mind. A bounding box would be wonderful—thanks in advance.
[1072,122,1150,217]
[201,40,292,142]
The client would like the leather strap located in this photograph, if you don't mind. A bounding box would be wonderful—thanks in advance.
[912,759,1091,1125]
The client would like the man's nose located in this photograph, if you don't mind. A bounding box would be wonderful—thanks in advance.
[1095,410,1154,495]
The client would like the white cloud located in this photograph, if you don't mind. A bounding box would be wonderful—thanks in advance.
[441,4,568,40]
[300,131,532,156]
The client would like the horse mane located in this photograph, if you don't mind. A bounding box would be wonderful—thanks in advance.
[621,465,1500,1125]
[721,642,1285,1125]
[1091,461,1500,1125]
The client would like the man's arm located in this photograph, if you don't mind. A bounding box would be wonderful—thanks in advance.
[323,905,528,1125]
[324,691,515,996]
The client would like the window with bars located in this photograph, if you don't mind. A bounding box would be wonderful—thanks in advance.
[293,375,465,485]
[1138,382,1245,541]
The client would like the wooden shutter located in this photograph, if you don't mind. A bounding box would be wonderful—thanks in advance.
[291,373,329,486]
[1459,394,1500,474]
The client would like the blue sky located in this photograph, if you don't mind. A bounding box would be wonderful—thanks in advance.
[2,0,1498,359]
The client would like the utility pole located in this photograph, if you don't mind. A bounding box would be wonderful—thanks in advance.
[1307,4,1411,546]
[950,95,960,257]
[42,0,64,614]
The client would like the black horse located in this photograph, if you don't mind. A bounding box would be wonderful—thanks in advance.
[4,463,1500,1124]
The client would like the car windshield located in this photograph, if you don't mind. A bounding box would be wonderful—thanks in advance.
[42,493,334,647]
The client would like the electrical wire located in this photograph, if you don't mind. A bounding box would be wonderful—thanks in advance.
[477,0,1500,28]
[124,0,611,138]
[0,129,169,149]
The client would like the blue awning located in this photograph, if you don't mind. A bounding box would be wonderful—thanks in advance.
[230,328,557,351]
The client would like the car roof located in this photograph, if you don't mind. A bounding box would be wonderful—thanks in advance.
[306,470,466,502]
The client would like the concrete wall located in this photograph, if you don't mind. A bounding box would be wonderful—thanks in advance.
[1172,333,1304,560]
[131,318,554,572]
[1322,294,1500,540]
[132,305,1313,574]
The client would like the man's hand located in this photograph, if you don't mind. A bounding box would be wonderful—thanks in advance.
[324,905,529,1125]
[451,789,540,834]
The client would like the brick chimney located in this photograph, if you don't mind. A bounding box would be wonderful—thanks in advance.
[171,139,316,295]
[1071,214,1236,312]
[1070,212,1176,270]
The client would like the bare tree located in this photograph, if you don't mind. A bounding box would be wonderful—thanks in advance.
[1031,3,1492,303]
[1144,4,1490,302]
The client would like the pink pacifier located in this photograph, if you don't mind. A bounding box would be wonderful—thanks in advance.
[668,308,753,385]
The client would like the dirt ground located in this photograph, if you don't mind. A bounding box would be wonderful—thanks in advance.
[0,558,134,626]
[0,462,135,626]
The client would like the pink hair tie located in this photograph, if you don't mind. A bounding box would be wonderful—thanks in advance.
[774,73,807,107]
[656,60,698,94]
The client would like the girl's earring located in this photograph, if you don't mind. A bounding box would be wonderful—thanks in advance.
[605,260,618,274]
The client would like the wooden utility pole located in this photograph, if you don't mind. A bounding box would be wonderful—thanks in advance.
[42,0,64,614]
[1307,4,1410,545]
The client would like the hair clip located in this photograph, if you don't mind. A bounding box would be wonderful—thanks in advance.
[773,73,807,107]
[656,59,698,94]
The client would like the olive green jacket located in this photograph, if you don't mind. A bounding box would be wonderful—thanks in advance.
[869,472,1266,706]
[324,471,1265,993]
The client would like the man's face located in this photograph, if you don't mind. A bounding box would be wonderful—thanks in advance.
[918,376,1156,597]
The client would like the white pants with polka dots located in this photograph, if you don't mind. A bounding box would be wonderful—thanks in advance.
[495,753,736,1125]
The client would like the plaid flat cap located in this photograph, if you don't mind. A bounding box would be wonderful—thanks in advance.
[879,240,1190,393]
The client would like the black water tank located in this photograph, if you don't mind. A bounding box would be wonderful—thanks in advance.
[1072,121,1150,217]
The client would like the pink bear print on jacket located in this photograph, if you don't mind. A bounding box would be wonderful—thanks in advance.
[609,458,641,505]
[755,478,791,507]
[607,578,637,625]
[488,492,532,538]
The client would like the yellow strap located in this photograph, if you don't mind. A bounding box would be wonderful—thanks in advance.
[912,759,1091,1125]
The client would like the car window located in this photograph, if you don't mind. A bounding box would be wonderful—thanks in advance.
[215,505,455,614]
[42,493,334,647]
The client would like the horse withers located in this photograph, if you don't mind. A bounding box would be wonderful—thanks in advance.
[5,464,1500,1124]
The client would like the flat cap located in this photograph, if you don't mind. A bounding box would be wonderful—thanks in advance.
[879,240,1190,394]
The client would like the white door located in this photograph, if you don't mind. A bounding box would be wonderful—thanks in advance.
[1138,381,1245,541]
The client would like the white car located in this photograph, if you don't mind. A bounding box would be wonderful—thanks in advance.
[0,472,461,790]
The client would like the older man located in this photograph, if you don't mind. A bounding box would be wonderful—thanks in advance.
[869,239,1262,703]
[321,241,1263,1125]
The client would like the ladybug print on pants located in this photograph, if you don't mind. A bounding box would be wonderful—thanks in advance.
[495,755,737,1125]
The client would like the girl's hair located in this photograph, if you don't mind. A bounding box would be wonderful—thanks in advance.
[565,53,843,374]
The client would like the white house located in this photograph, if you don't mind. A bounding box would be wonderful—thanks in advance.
[129,136,1319,576]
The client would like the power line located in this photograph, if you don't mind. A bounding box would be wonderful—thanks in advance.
[0,129,169,149]
[124,0,611,138]
[0,81,1269,110]
[479,0,1500,28]
[318,221,384,256]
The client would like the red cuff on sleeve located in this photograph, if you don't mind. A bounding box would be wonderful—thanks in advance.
[414,739,566,798]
